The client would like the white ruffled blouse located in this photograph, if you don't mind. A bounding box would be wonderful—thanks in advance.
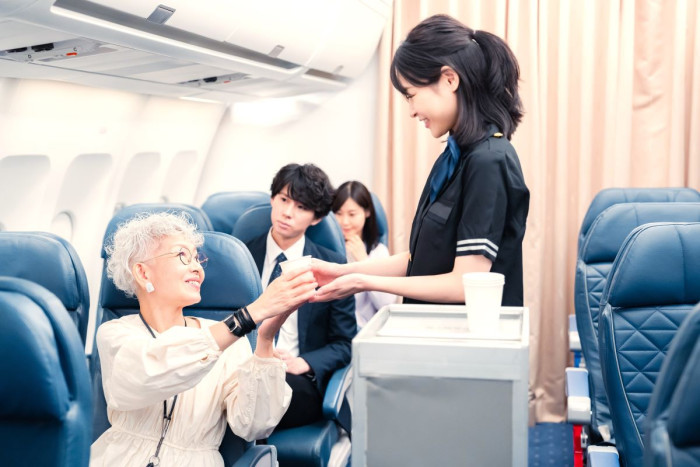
[90,314,291,467]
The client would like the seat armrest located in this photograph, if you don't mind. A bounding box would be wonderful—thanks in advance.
[569,315,581,352]
[231,445,276,467]
[322,365,352,420]
[587,446,619,467]
[566,367,591,424]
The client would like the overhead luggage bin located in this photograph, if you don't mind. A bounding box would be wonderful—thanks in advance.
[0,0,391,100]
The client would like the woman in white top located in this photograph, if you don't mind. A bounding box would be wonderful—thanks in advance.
[90,212,318,467]
[333,181,396,328]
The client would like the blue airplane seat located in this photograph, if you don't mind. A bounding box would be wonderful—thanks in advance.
[92,206,273,466]
[109,202,213,233]
[233,204,346,257]
[233,204,353,467]
[598,222,700,466]
[0,231,90,345]
[0,276,92,467]
[370,191,389,247]
[202,191,271,234]
[645,302,700,467]
[573,203,700,442]
[577,187,700,251]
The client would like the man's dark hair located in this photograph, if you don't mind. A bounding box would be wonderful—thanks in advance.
[270,163,335,219]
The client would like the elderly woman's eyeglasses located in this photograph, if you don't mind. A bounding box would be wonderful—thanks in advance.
[142,248,208,269]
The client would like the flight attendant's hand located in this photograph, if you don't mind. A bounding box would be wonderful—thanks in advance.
[345,235,368,262]
[310,273,364,302]
[310,258,344,287]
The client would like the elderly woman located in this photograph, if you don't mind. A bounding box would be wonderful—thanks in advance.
[90,212,317,467]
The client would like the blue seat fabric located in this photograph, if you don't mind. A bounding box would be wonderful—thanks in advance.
[645,302,700,467]
[0,277,92,467]
[370,192,389,247]
[202,191,270,234]
[233,204,346,257]
[0,231,90,344]
[598,222,700,466]
[575,203,700,440]
[577,187,700,251]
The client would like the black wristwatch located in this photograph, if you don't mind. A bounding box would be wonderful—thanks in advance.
[223,312,247,337]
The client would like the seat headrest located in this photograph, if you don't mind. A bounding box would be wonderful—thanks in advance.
[0,277,88,419]
[581,203,700,263]
[371,192,389,246]
[189,232,262,309]
[99,268,139,311]
[579,188,700,245]
[201,191,270,234]
[0,232,87,312]
[233,205,346,256]
[101,203,212,258]
[604,222,700,308]
[667,304,700,446]
[101,232,262,311]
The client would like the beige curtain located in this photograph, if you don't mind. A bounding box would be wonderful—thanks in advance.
[374,0,700,423]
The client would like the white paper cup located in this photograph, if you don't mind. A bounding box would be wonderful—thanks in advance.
[463,272,505,335]
[279,255,312,275]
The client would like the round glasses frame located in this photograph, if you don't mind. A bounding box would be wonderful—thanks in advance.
[142,248,208,269]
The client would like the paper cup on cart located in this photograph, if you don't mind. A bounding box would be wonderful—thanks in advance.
[463,272,505,335]
[279,255,313,275]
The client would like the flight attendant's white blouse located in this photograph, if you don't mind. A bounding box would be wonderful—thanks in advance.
[90,314,291,467]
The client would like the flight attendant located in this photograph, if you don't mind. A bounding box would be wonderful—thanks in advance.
[312,14,530,306]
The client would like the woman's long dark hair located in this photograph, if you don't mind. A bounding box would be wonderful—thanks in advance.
[390,14,523,147]
[332,181,379,254]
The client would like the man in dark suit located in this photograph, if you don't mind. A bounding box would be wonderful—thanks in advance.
[245,163,356,430]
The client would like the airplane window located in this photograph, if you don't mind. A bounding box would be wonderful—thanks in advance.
[51,210,74,241]
[162,151,197,203]
[115,152,161,205]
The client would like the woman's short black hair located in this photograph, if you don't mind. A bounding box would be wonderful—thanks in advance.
[390,14,523,147]
[332,180,380,254]
[270,163,335,219]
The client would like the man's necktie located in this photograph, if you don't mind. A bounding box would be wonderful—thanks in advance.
[268,252,287,285]
[268,252,287,345]
[429,135,461,203]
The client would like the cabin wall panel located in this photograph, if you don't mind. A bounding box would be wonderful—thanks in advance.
[197,53,379,202]
[0,76,226,351]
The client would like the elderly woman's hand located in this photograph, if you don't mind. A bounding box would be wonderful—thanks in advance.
[247,265,317,323]
[256,310,294,343]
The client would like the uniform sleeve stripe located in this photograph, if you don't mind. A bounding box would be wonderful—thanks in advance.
[457,238,499,251]
[456,244,498,258]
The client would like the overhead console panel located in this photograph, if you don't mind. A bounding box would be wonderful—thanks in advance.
[0,0,392,101]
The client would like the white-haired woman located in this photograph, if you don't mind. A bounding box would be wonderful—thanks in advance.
[90,212,317,467]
